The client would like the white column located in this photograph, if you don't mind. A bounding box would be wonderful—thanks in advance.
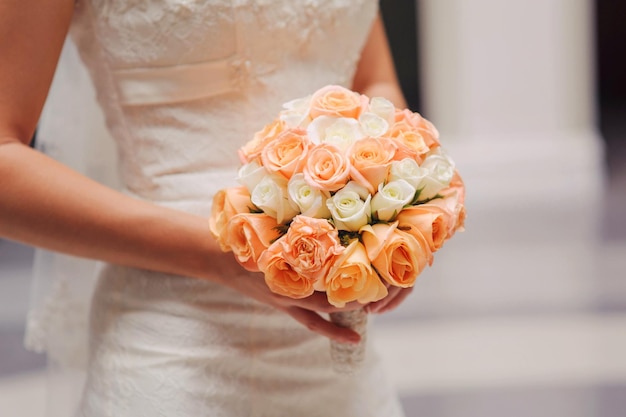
[403,0,605,316]
[419,0,596,136]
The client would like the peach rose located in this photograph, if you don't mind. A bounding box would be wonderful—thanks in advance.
[444,170,466,205]
[420,118,440,148]
[278,215,344,280]
[209,186,253,251]
[324,240,388,308]
[394,109,440,150]
[261,129,311,180]
[303,143,351,192]
[427,192,466,239]
[448,171,466,235]
[309,85,368,119]
[386,120,430,161]
[396,204,452,252]
[360,222,433,288]
[348,137,397,194]
[454,204,466,235]
[238,119,286,164]
[224,213,280,272]
[432,170,466,237]
[257,239,316,299]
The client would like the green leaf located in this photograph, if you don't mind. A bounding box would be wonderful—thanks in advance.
[338,230,360,247]
[414,193,444,205]
[410,187,424,205]
[248,205,263,214]
[270,220,292,243]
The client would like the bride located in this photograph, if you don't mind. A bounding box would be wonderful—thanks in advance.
[0,1,411,415]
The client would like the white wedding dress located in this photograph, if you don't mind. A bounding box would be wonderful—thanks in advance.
[29,0,405,416]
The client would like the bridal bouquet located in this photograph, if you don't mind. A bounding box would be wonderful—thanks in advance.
[209,85,465,373]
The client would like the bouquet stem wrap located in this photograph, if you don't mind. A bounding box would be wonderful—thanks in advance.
[329,308,368,374]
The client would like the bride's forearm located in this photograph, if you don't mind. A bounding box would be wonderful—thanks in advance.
[352,14,407,109]
[0,140,224,283]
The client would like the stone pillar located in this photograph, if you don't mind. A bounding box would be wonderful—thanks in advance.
[407,0,605,316]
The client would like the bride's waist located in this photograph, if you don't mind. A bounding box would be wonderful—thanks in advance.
[92,263,302,332]
[120,166,240,215]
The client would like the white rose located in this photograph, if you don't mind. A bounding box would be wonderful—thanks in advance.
[358,112,389,138]
[237,160,268,194]
[368,96,396,126]
[388,158,429,189]
[371,179,416,222]
[417,154,455,200]
[426,146,456,166]
[287,173,331,218]
[251,175,299,224]
[326,184,372,231]
[280,95,312,128]
[340,180,371,201]
[306,116,364,151]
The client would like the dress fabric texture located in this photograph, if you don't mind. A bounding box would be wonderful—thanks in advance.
[41,0,405,415]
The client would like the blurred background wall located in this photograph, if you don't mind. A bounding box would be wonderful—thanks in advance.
[377,0,626,416]
[379,0,625,316]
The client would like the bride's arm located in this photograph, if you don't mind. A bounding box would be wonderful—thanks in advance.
[352,14,407,109]
[352,13,416,313]
[0,0,220,284]
[0,0,360,344]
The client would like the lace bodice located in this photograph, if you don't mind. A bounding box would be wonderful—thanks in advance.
[71,0,377,213]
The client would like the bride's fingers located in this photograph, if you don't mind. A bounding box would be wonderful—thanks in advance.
[275,292,362,314]
[367,286,413,314]
[284,306,361,344]
[381,287,413,313]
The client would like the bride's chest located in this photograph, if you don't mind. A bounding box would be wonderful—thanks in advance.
[74,0,377,68]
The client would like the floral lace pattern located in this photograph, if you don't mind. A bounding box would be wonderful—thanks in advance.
[29,1,406,416]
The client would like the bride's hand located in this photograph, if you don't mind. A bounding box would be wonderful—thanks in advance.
[272,292,364,344]
[262,283,414,340]
[225,268,362,345]
[365,285,414,315]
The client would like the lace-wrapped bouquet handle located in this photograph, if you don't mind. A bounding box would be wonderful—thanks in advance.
[209,85,466,373]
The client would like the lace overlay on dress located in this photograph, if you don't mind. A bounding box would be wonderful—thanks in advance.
[27,1,405,416]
